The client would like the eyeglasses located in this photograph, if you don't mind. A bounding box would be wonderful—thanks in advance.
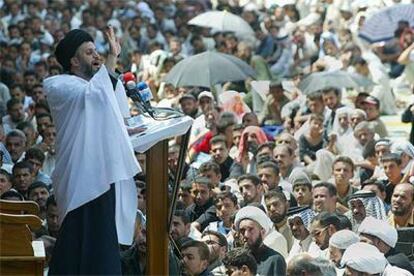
[204,239,222,246]
[311,226,329,237]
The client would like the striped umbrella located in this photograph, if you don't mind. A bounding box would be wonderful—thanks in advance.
[359,4,414,43]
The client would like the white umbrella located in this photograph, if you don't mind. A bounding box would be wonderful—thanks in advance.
[359,4,414,43]
[188,10,255,37]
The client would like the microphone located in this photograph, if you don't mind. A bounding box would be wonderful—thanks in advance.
[137,82,154,117]
[121,72,150,116]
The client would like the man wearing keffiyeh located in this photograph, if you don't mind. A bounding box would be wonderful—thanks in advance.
[287,206,321,261]
[346,190,387,231]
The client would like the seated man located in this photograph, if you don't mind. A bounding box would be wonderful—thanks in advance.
[24,147,52,185]
[186,176,218,232]
[27,181,49,220]
[12,161,34,198]
[181,240,212,276]
[201,230,227,275]
[235,205,286,275]
[309,212,340,260]
[341,242,412,276]
[170,209,200,242]
[381,153,404,204]
[287,206,320,260]
[346,190,387,231]
[388,183,414,228]
[292,176,313,207]
[222,247,257,276]
[205,191,238,237]
[328,230,360,269]
[264,190,293,252]
[358,216,414,274]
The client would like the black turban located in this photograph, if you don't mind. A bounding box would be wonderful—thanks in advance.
[55,29,94,72]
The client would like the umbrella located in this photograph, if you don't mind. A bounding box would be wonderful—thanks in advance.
[188,10,254,37]
[299,70,374,94]
[359,4,414,43]
[164,51,256,88]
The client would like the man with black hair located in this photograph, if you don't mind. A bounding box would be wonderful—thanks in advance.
[35,113,53,138]
[309,211,340,259]
[322,88,343,135]
[24,147,51,185]
[238,174,264,207]
[186,176,218,232]
[170,209,198,242]
[12,161,34,198]
[201,230,227,275]
[209,135,242,181]
[292,177,313,207]
[3,98,27,134]
[45,195,60,239]
[28,181,49,219]
[44,27,141,274]
[264,190,294,252]
[206,191,238,238]
[312,182,338,214]
[222,247,257,276]
[381,153,404,204]
[181,240,213,276]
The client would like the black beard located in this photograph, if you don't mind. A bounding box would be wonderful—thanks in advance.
[249,234,263,252]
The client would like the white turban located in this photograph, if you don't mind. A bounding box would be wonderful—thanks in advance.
[358,216,398,248]
[235,206,272,235]
[341,242,387,274]
[329,230,360,249]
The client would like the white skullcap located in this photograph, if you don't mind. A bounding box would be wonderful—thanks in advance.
[341,242,387,274]
[358,216,398,248]
[235,206,272,235]
[329,230,360,249]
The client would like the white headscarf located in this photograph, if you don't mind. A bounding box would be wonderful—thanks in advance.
[341,242,387,274]
[329,230,360,250]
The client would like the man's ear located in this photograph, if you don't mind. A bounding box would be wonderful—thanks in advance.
[328,224,336,236]
[241,265,251,275]
[201,259,209,271]
[260,227,267,238]
[70,56,79,68]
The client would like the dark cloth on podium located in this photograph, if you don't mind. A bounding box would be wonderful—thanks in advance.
[48,184,121,275]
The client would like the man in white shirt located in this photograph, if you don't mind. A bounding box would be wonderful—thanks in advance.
[44,28,140,274]
[287,206,320,261]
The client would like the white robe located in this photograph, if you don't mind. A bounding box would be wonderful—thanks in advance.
[43,66,141,244]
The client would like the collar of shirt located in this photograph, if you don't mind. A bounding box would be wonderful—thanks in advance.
[388,211,414,228]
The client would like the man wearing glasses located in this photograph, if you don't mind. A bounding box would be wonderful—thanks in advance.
[309,211,340,260]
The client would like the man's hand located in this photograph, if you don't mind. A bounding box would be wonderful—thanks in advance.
[104,25,121,72]
[104,25,121,57]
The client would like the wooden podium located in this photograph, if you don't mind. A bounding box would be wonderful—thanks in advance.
[0,200,46,276]
[131,115,193,275]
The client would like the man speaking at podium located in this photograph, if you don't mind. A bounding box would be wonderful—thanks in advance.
[43,27,141,275]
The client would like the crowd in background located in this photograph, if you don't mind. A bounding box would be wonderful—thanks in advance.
[1,0,414,275]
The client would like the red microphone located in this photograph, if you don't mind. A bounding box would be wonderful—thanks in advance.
[122,72,136,90]
[122,72,135,83]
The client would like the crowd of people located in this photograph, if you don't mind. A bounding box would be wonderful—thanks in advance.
[1,0,414,275]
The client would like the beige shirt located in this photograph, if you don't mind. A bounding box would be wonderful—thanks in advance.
[388,211,414,228]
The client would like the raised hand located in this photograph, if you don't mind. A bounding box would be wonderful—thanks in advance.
[104,25,121,57]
